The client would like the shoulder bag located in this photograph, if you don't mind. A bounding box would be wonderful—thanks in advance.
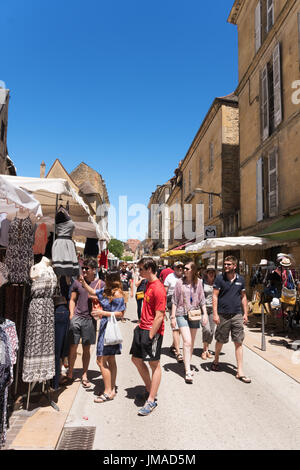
[104,313,123,346]
[280,271,297,305]
[183,283,202,322]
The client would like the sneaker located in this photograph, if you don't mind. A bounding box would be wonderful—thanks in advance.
[138,400,158,416]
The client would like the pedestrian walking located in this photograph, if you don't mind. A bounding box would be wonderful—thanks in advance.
[80,270,126,402]
[64,257,104,388]
[201,265,217,360]
[211,256,251,383]
[135,273,147,321]
[130,257,166,416]
[164,261,184,363]
[159,264,174,284]
[171,260,208,384]
[119,262,133,321]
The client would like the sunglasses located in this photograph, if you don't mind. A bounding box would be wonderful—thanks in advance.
[184,267,191,271]
[82,267,91,271]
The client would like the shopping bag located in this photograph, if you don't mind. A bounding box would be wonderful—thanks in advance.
[104,313,123,346]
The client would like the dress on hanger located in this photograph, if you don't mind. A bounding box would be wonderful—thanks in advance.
[22,263,57,383]
[5,216,34,284]
[51,208,79,277]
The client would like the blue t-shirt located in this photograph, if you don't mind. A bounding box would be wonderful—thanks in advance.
[213,273,245,315]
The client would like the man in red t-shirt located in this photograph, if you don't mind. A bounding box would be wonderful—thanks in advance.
[159,265,174,283]
[130,257,166,416]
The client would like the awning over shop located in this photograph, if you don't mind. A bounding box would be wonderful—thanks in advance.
[1,175,110,241]
[185,236,285,254]
[0,175,43,218]
[258,213,300,240]
[161,250,187,258]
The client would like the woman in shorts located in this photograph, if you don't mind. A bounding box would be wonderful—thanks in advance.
[171,261,208,384]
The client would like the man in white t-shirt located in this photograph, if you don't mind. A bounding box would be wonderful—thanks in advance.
[164,261,184,362]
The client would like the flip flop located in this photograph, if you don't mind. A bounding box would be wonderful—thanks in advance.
[94,393,113,403]
[236,375,251,384]
[81,378,92,388]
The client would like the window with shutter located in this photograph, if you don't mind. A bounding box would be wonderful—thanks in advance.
[255,1,262,53]
[189,169,192,192]
[209,194,213,219]
[256,157,264,221]
[261,65,269,140]
[273,43,282,128]
[199,158,203,184]
[266,0,274,33]
[268,149,278,217]
[209,143,214,171]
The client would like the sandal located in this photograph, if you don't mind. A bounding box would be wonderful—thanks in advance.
[206,351,214,359]
[236,375,251,384]
[185,373,193,384]
[169,346,176,357]
[211,362,220,372]
[81,378,92,389]
[201,351,208,360]
[175,352,184,363]
[94,393,113,403]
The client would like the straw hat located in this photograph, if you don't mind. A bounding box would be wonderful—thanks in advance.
[280,257,292,268]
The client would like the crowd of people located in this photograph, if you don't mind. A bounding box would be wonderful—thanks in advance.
[58,254,251,417]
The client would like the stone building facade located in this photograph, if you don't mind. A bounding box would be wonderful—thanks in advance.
[0,89,16,175]
[228,0,300,265]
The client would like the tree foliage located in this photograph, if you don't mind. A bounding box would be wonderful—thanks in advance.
[108,238,124,259]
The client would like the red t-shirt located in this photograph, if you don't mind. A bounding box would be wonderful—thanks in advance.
[139,279,166,335]
[159,268,174,283]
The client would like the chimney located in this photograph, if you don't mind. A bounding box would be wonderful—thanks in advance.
[40,161,46,178]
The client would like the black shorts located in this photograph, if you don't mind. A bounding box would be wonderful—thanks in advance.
[130,326,163,362]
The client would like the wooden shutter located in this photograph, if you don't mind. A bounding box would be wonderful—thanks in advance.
[199,158,203,184]
[255,1,262,53]
[268,149,278,217]
[267,0,274,33]
[298,12,300,67]
[261,65,269,140]
[209,143,214,171]
[256,157,264,221]
[273,43,282,128]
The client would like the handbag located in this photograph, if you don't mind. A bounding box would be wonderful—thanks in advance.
[183,284,202,322]
[104,313,123,346]
[136,291,144,300]
[280,271,297,305]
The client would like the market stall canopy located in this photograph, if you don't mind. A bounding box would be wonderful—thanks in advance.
[258,213,300,241]
[0,175,43,218]
[161,250,187,258]
[1,175,110,241]
[185,236,286,253]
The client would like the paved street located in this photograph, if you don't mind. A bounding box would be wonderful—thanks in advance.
[64,295,300,450]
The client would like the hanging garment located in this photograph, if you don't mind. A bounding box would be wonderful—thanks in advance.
[0,329,11,449]
[33,223,48,255]
[99,249,108,269]
[84,238,99,257]
[22,270,57,383]
[5,217,34,284]
[51,220,79,277]
[0,263,8,287]
[0,218,11,247]
[0,320,18,382]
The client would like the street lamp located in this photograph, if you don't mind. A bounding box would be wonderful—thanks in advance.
[194,187,222,198]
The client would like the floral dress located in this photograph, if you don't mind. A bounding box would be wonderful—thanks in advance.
[5,217,34,284]
[96,288,125,357]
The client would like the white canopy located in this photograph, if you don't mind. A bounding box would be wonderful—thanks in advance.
[0,175,43,218]
[1,175,110,241]
[185,236,284,253]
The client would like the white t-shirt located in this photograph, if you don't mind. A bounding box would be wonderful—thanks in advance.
[164,273,181,297]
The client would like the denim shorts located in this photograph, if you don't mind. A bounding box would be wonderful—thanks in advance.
[176,315,201,329]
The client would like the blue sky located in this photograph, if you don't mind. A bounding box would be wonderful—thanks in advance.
[1,0,238,240]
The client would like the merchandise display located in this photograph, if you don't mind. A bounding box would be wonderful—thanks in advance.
[51,207,79,277]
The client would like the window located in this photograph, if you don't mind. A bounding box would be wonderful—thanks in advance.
[255,1,262,52]
[266,0,274,33]
[209,194,213,219]
[0,121,5,142]
[209,143,214,171]
[256,157,264,221]
[199,158,203,184]
[188,169,192,193]
[255,0,274,52]
[261,43,282,140]
[268,149,278,217]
